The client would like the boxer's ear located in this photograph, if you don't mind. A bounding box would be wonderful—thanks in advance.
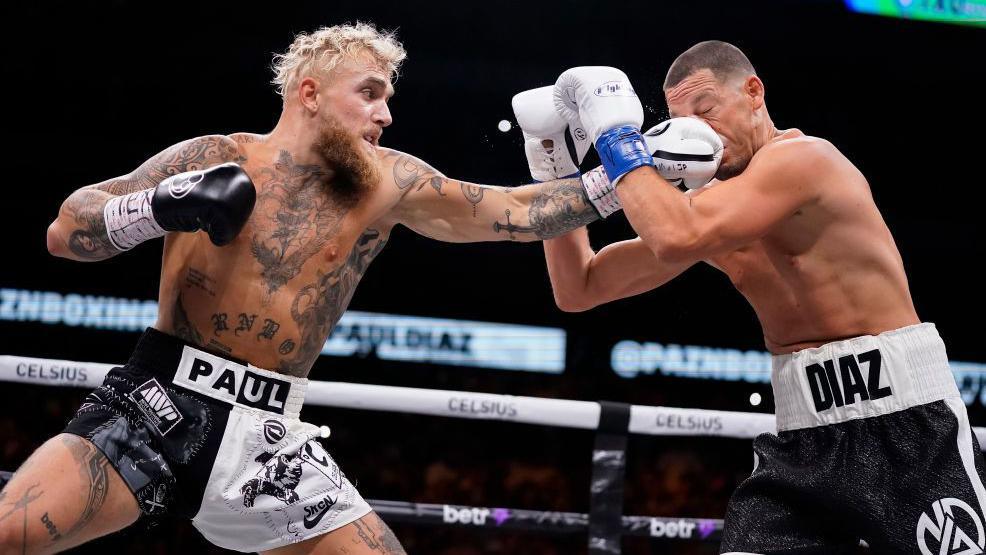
[744,76,765,110]
[298,76,321,113]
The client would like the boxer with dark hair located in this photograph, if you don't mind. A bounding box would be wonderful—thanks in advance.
[535,42,985,554]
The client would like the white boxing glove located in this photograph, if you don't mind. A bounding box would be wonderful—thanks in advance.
[553,67,653,184]
[553,66,643,142]
[513,86,621,217]
[643,118,723,190]
[573,118,724,217]
[511,86,591,182]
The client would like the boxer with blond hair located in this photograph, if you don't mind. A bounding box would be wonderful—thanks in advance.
[0,23,601,554]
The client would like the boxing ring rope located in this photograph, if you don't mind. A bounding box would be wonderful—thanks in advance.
[3,354,985,552]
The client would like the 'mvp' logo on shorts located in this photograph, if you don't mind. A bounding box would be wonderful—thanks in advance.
[129,378,183,435]
[173,347,291,414]
[805,349,891,412]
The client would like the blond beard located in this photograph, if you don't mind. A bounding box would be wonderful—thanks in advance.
[314,115,381,207]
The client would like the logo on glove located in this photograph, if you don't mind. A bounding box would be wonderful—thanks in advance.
[167,170,205,199]
[594,81,636,98]
[645,121,672,137]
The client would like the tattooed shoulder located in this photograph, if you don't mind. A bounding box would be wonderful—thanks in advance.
[229,132,265,145]
[380,149,445,194]
[92,134,247,196]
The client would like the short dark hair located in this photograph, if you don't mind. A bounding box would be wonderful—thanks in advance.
[663,40,756,90]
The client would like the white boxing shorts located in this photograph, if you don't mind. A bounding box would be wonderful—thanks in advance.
[65,328,372,552]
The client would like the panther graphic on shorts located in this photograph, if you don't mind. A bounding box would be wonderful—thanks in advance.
[242,452,304,507]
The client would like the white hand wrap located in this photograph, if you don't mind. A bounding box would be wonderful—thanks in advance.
[580,166,621,218]
[102,189,166,251]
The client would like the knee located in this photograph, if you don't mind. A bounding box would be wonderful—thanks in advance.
[0,518,63,555]
[0,510,31,555]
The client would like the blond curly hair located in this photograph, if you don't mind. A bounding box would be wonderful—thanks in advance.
[272,22,406,100]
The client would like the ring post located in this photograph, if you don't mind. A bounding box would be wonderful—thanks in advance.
[588,401,631,554]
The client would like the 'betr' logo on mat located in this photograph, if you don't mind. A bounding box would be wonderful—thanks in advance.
[128,378,183,435]
[916,497,985,555]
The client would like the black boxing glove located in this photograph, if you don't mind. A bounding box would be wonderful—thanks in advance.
[102,163,256,250]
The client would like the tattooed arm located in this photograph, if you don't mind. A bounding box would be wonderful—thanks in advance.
[46,135,244,261]
[383,149,599,242]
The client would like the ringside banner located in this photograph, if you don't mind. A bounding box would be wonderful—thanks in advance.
[0,287,565,373]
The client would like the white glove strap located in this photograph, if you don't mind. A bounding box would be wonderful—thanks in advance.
[102,189,166,251]
[580,166,622,218]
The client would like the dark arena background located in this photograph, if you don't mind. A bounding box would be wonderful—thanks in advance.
[2,1,984,553]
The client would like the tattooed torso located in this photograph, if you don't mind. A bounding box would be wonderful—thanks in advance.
[156,134,402,377]
[146,134,596,377]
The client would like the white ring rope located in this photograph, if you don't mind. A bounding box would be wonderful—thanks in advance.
[3,354,983,447]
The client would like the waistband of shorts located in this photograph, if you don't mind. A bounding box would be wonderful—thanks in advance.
[126,327,306,418]
[771,323,958,431]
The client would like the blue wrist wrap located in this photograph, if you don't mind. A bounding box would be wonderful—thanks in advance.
[594,126,654,182]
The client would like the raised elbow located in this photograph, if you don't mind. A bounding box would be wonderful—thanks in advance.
[46,221,69,258]
[646,228,702,265]
[651,242,689,265]
[552,288,596,313]
[555,296,592,313]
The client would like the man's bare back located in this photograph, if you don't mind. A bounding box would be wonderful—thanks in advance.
[703,131,919,353]
[545,81,919,355]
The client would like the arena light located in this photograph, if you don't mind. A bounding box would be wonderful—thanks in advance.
[845,0,986,27]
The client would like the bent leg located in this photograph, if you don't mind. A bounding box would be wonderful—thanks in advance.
[0,433,139,554]
[263,511,406,555]
[720,433,858,554]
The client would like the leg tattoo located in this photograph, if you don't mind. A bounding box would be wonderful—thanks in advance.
[61,437,111,540]
[351,514,406,554]
[0,483,43,553]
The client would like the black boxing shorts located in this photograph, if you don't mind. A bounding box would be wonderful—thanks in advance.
[720,323,986,555]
